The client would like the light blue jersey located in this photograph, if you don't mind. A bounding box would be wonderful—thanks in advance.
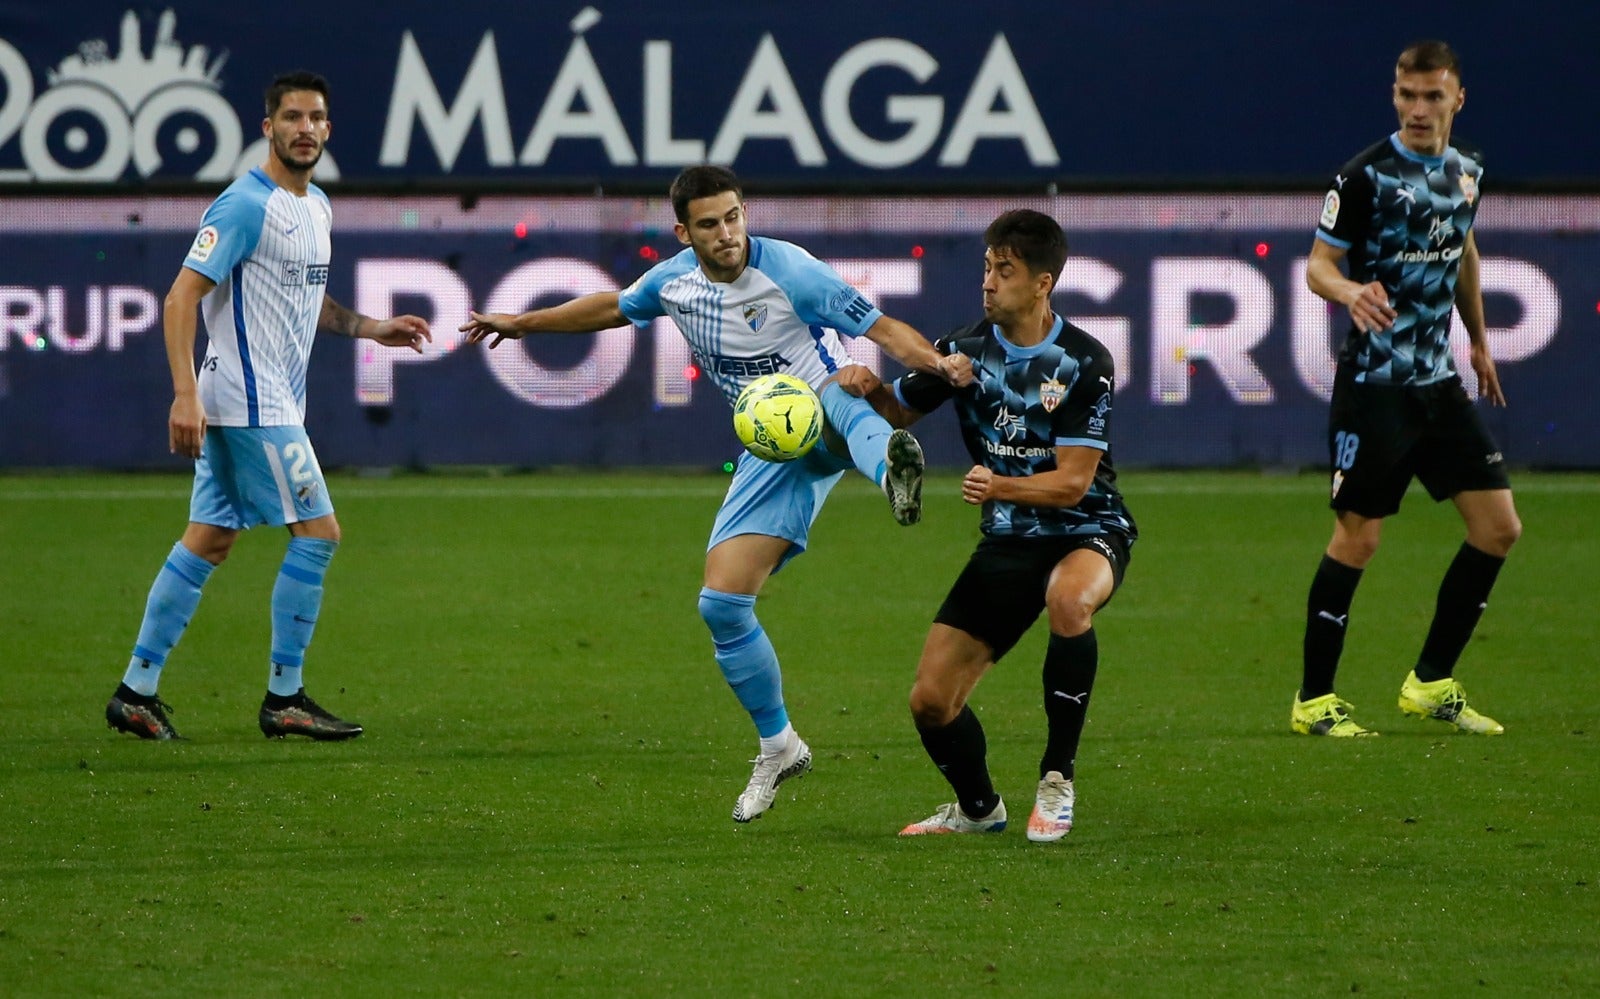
[112,158,347,717]
[182,167,332,427]
[619,235,891,569]
[618,236,883,405]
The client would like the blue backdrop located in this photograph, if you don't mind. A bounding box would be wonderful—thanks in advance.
[0,1,1595,188]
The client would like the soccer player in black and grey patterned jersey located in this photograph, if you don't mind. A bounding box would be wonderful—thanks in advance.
[859,210,1136,842]
[1292,40,1521,738]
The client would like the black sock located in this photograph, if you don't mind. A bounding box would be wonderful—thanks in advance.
[1301,555,1363,699]
[916,705,999,819]
[1040,630,1098,780]
[114,682,153,704]
[1415,543,1505,682]
[263,690,300,709]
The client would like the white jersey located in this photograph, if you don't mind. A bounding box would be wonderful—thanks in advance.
[180,167,332,427]
[617,236,883,406]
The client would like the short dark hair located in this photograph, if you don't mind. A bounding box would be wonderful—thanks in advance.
[265,71,330,117]
[984,209,1068,282]
[1396,40,1461,82]
[669,165,742,224]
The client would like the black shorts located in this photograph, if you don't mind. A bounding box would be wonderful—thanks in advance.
[1326,371,1511,518]
[934,532,1132,661]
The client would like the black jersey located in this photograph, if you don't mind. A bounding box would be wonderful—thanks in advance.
[896,316,1136,540]
[1316,132,1484,387]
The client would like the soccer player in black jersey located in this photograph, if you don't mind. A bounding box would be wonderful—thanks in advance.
[858,210,1136,841]
[1292,41,1520,737]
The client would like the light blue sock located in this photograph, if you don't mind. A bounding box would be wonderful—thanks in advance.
[269,537,337,696]
[820,382,893,486]
[698,587,789,738]
[123,542,216,696]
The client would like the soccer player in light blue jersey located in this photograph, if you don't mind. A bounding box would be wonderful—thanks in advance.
[461,165,972,822]
[105,72,432,742]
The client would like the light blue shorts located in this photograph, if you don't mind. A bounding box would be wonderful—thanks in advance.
[189,425,335,530]
[708,444,853,574]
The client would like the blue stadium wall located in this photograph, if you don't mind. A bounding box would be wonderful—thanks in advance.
[1,1,1593,187]
[0,3,1596,468]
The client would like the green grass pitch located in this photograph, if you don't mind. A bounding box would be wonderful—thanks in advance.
[1,470,1596,995]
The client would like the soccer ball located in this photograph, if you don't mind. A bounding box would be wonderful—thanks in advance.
[732,373,823,463]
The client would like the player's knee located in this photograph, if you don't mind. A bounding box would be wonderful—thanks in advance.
[294,514,341,544]
[182,528,236,564]
[1503,513,1523,550]
[698,587,757,643]
[1472,513,1522,557]
[198,544,232,566]
[1045,591,1096,636]
[908,682,960,729]
[1328,531,1379,567]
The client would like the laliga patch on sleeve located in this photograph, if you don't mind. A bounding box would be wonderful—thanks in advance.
[188,225,220,262]
[1319,191,1340,229]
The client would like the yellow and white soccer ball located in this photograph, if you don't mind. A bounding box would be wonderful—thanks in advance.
[732,373,823,463]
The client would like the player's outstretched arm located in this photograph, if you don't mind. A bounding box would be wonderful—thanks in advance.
[318,295,432,353]
[862,315,974,386]
[460,291,628,348]
[163,266,216,458]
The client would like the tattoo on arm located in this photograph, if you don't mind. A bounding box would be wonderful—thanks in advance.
[319,295,367,338]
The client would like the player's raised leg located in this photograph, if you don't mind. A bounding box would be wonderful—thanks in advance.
[819,381,924,526]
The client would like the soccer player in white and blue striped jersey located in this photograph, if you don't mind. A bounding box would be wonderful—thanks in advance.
[461,165,972,823]
[105,72,432,742]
